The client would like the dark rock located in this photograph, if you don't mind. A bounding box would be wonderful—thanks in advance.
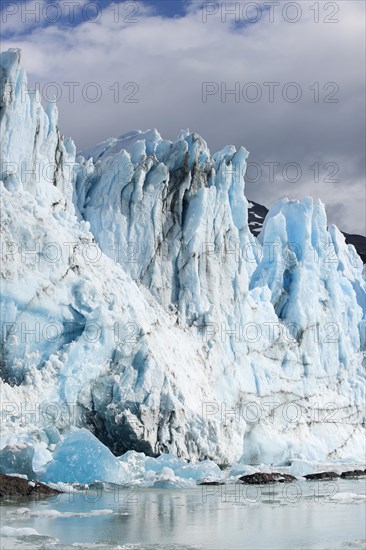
[271,473,297,483]
[0,474,61,498]
[340,470,365,478]
[239,472,296,484]
[304,472,339,480]
[343,233,366,264]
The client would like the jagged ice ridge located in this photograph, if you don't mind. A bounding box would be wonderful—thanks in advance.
[0,49,365,483]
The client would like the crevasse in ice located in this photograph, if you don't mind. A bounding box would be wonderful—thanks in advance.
[0,49,365,482]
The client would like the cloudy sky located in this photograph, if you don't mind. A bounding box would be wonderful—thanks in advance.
[1,0,365,234]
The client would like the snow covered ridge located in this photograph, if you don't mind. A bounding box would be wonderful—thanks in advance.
[0,48,365,481]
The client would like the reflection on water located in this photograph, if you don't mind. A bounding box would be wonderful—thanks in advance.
[0,479,365,549]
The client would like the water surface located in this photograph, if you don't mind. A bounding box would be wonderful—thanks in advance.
[1,479,365,549]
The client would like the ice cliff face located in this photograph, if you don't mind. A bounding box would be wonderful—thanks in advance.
[75,130,256,326]
[1,49,365,472]
[0,49,75,211]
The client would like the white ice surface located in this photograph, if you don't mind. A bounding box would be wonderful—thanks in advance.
[0,49,365,484]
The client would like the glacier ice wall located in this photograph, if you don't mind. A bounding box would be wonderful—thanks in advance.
[1,49,365,470]
[75,130,257,325]
[0,49,75,210]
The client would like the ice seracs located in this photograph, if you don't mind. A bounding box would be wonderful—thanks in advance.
[0,49,75,211]
[75,128,257,326]
[0,49,365,482]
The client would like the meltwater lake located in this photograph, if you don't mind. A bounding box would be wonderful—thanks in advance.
[1,479,365,550]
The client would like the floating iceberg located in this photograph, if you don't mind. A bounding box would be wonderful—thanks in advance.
[43,429,128,484]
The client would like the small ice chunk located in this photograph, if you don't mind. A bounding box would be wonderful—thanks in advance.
[289,459,315,477]
[118,450,146,478]
[229,463,259,477]
[1,526,41,537]
[32,442,53,473]
[5,473,28,480]
[144,453,185,473]
[175,459,222,481]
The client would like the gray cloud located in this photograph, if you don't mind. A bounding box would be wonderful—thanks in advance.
[1,0,365,234]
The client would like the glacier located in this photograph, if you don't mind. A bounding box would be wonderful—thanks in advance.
[0,48,365,484]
